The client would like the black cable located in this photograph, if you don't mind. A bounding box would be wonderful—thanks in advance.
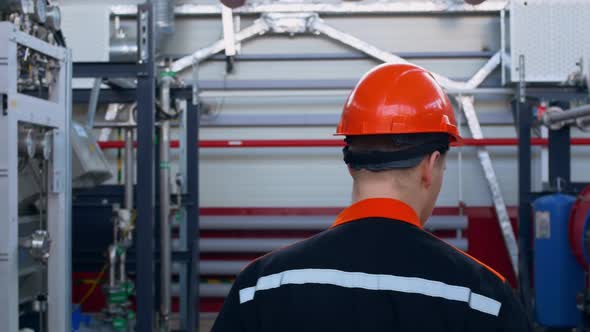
[54,30,66,47]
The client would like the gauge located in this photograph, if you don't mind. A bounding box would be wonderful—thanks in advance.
[34,0,47,24]
[46,5,61,30]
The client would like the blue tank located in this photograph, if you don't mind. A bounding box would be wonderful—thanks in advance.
[533,194,584,327]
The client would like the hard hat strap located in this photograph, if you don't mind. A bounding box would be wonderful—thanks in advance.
[343,140,449,171]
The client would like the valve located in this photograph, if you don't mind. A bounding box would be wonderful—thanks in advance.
[19,230,51,263]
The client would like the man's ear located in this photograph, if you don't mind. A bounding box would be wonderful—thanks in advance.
[421,151,441,188]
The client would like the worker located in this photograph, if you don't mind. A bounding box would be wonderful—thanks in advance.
[211,63,531,331]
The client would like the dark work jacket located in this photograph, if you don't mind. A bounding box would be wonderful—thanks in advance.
[212,198,531,332]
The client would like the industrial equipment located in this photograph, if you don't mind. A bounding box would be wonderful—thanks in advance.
[510,0,590,83]
[533,194,584,327]
[0,6,71,332]
[71,122,112,188]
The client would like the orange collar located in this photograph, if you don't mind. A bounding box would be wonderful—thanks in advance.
[332,198,422,229]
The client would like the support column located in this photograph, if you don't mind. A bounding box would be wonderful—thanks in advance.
[517,99,533,317]
[186,97,201,331]
[135,3,156,331]
[548,127,571,189]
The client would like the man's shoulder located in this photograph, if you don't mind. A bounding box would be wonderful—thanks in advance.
[236,231,325,282]
[421,232,507,289]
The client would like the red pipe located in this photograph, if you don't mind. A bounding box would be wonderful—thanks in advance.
[97,138,590,149]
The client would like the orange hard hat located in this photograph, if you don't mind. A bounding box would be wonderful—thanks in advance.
[336,63,462,145]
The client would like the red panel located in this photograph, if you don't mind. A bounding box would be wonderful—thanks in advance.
[97,138,590,150]
[72,272,108,313]
[466,207,519,286]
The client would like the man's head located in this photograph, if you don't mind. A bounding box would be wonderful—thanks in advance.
[336,63,461,223]
[345,133,450,223]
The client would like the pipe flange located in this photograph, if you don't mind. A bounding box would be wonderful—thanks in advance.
[20,230,51,263]
[18,128,36,159]
[262,13,318,35]
[576,116,590,132]
[39,130,52,160]
[45,5,61,31]
[542,106,566,130]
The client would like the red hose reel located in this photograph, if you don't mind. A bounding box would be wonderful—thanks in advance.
[569,185,590,270]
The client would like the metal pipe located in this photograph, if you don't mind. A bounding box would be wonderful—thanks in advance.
[112,47,498,62]
[543,104,590,127]
[75,80,512,93]
[202,51,497,61]
[155,0,175,36]
[119,251,126,283]
[172,260,249,276]
[159,76,173,331]
[18,127,37,159]
[92,110,514,129]
[171,283,232,298]
[112,1,509,16]
[86,78,101,129]
[464,52,501,89]
[199,261,249,276]
[108,245,117,288]
[198,215,467,231]
[193,238,469,253]
[110,37,138,62]
[124,129,134,210]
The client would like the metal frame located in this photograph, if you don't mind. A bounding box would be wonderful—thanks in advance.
[185,94,200,332]
[0,23,72,332]
[515,96,534,316]
[71,4,200,330]
[71,3,160,330]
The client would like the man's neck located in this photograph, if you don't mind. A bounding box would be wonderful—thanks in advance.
[352,184,424,224]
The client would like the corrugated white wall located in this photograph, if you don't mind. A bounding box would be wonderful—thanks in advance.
[65,0,590,208]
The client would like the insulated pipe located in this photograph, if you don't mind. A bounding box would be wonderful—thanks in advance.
[171,19,269,72]
[159,76,173,331]
[543,104,590,127]
[110,37,138,62]
[155,0,176,35]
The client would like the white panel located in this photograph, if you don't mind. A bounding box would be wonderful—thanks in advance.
[60,4,110,61]
[510,0,590,82]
